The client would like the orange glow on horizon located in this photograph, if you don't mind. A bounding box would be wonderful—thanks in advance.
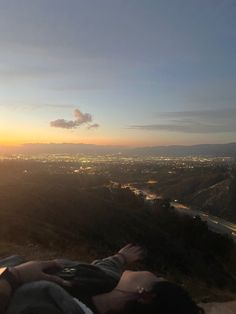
[0,136,173,148]
[0,129,171,147]
[0,131,225,148]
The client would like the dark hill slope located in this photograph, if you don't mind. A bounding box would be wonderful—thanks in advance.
[1,163,236,301]
[151,166,236,221]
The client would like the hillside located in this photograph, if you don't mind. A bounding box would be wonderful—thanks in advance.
[1,160,236,302]
[149,166,236,221]
[130,143,236,157]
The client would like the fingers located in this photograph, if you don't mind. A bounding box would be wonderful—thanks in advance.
[129,245,142,251]
[120,243,135,250]
[124,243,141,249]
[129,246,144,258]
[132,246,143,255]
[41,260,72,287]
[42,274,72,287]
[41,260,64,270]
[118,243,145,264]
[120,243,143,253]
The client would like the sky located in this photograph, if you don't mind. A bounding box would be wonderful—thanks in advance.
[0,0,235,147]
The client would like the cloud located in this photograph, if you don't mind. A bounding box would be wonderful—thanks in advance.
[129,108,236,134]
[74,109,92,125]
[129,122,236,133]
[50,119,78,129]
[44,104,75,109]
[50,109,99,130]
[0,103,76,111]
[87,123,100,129]
[50,81,107,91]
[156,108,236,120]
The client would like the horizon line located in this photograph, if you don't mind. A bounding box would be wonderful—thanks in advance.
[1,141,236,149]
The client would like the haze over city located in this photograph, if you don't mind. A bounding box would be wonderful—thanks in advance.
[0,0,235,149]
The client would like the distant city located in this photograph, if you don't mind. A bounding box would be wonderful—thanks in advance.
[0,153,234,175]
[1,142,236,157]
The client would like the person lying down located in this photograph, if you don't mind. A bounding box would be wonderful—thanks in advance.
[1,244,204,314]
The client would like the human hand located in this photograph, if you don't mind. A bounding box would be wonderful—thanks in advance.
[117,244,144,264]
[11,260,71,287]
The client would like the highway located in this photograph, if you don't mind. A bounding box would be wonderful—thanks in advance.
[173,202,236,242]
[122,183,236,242]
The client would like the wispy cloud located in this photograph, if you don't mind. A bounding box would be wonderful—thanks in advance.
[129,122,236,134]
[156,108,236,120]
[50,119,78,129]
[129,108,236,134]
[50,81,107,91]
[87,123,100,129]
[50,109,99,130]
[43,104,75,109]
[0,103,75,111]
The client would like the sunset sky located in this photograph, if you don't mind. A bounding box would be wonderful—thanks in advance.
[0,0,236,147]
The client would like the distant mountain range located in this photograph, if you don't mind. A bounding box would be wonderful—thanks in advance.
[0,143,121,154]
[128,142,236,157]
[1,142,236,157]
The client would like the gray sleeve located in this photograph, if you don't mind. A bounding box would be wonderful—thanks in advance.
[91,255,125,280]
[7,281,84,314]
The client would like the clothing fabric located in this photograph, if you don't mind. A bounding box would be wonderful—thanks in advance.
[73,299,94,314]
[7,281,84,314]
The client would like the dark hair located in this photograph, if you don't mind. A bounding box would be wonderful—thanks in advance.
[122,281,205,314]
